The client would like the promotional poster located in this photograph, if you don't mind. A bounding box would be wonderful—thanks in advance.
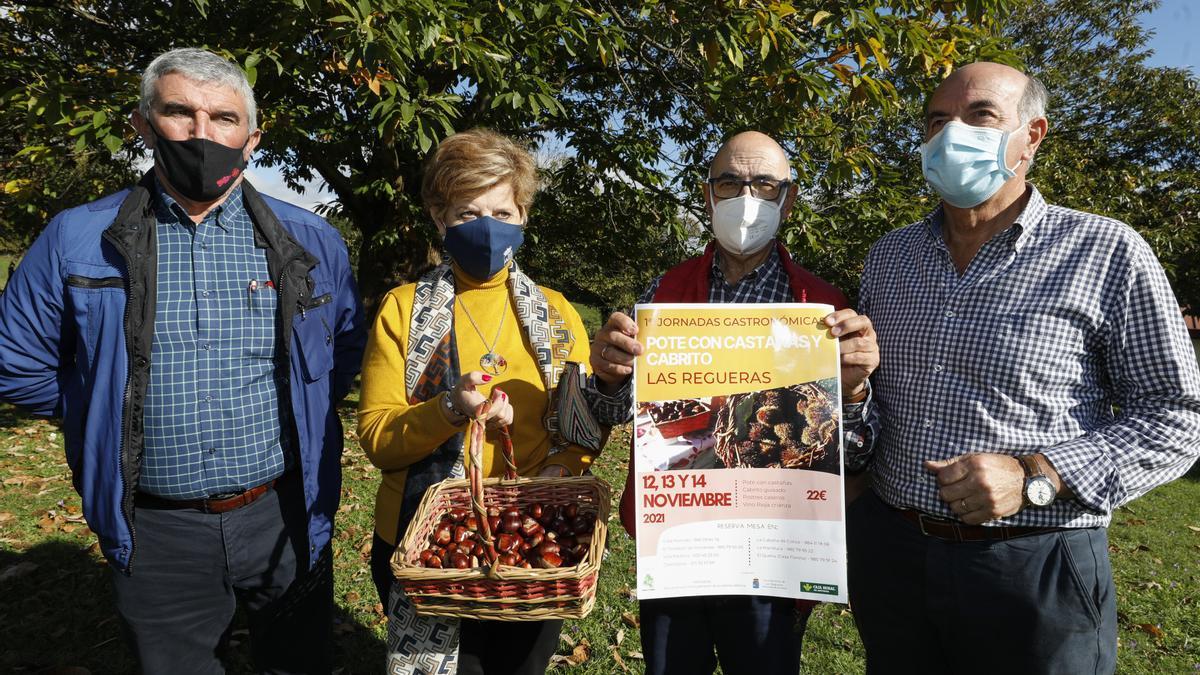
[633,303,847,603]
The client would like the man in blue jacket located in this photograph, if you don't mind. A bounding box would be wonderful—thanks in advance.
[0,48,365,673]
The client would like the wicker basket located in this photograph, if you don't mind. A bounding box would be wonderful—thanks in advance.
[392,472,611,621]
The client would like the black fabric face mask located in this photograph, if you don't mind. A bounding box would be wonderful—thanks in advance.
[150,121,249,202]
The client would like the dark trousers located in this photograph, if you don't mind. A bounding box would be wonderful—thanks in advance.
[847,489,1117,675]
[639,594,809,675]
[371,531,562,675]
[112,483,332,674]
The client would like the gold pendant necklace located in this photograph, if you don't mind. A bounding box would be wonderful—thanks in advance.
[458,294,509,376]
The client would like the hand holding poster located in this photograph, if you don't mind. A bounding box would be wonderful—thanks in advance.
[633,303,847,602]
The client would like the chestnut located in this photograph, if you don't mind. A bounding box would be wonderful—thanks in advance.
[537,541,560,557]
[502,507,520,520]
[448,508,468,523]
[465,515,479,531]
[528,503,544,519]
[434,524,453,546]
[472,542,486,557]
[570,544,587,560]
[570,516,589,535]
[549,517,568,535]
[498,553,519,566]
[537,551,563,568]
[519,516,541,538]
[426,554,443,569]
[455,525,473,543]
[450,553,471,569]
[527,532,544,549]
[487,515,501,532]
[487,505,500,518]
[496,533,518,553]
[564,503,579,519]
[501,514,522,534]
[419,549,435,564]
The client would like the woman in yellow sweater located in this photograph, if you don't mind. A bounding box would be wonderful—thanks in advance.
[358,129,623,675]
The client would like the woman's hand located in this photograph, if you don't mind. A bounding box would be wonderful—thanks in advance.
[442,371,513,429]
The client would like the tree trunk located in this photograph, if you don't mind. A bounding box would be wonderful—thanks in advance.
[352,202,440,319]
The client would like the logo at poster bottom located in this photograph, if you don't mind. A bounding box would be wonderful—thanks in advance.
[800,582,839,595]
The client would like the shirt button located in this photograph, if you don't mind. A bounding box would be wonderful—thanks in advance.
[201,343,211,351]
[922,418,934,429]
[204,394,213,402]
[933,364,944,373]
[944,309,956,318]
[208,447,216,454]
[202,290,212,297]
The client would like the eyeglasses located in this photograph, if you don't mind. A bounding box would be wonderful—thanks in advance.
[707,177,791,201]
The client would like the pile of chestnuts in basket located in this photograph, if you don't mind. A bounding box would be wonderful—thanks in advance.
[419,503,596,570]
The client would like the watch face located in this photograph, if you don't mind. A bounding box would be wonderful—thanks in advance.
[1026,477,1056,507]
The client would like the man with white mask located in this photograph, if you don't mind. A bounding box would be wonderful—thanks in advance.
[589,130,880,674]
[849,62,1200,674]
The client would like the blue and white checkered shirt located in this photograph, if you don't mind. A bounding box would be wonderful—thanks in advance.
[601,243,877,464]
[140,182,287,499]
[860,185,1200,528]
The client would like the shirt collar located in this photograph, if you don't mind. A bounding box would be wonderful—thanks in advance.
[923,183,1048,253]
[153,175,245,232]
[711,242,781,285]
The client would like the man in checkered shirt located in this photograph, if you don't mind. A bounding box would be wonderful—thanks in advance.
[848,61,1200,674]
[0,49,365,672]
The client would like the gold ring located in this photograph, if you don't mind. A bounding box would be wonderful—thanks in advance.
[601,344,610,361]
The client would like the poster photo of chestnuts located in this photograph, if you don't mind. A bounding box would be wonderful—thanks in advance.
[632,303,848,603]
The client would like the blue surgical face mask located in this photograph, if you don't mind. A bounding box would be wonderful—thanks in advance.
[921,120,1025,209]
[442,216,525,281]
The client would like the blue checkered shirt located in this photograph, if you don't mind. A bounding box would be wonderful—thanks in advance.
[599,243,878,465]
[140,182,287,499]
[860,186,1200,528]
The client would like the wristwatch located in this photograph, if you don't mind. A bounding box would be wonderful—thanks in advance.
[1018,454,1056,508]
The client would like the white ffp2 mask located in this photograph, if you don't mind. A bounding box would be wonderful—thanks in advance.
[710,195,781,255]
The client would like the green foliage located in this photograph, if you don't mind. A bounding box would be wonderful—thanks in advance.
[7,0,1197,312]
[0,0,1010,307]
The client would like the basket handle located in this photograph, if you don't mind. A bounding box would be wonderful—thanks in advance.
[463,397,517,571]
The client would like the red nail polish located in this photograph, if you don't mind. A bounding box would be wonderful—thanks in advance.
[482,374,492,382]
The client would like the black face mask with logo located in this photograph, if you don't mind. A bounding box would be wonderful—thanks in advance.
[150,120,249,202]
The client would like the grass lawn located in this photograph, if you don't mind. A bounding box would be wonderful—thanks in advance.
[1,394,1199,673]
[0,254,13,290]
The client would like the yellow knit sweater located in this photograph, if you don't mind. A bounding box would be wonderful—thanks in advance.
[358,264,596,544]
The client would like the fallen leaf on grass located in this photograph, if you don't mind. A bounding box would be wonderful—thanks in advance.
[627,651,644,660]
[0,512,14,524]
[621,610,640,628]
[1187,525,1200,533]
[615,628,625,646]
[0,561,39,583]
[36,516,56,532]
[1135,623,1165,640]
[3,476,30,486]
[549,640,591,667]
[609,646,629,672]
[345,591,361,604]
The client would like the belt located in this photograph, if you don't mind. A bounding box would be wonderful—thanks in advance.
[135,478,279,514]
[894,508,1066,542]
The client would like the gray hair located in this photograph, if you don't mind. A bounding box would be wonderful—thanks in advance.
[139,48,257,132]
[1018,74,1048,124]
[1017,73,1048,170]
